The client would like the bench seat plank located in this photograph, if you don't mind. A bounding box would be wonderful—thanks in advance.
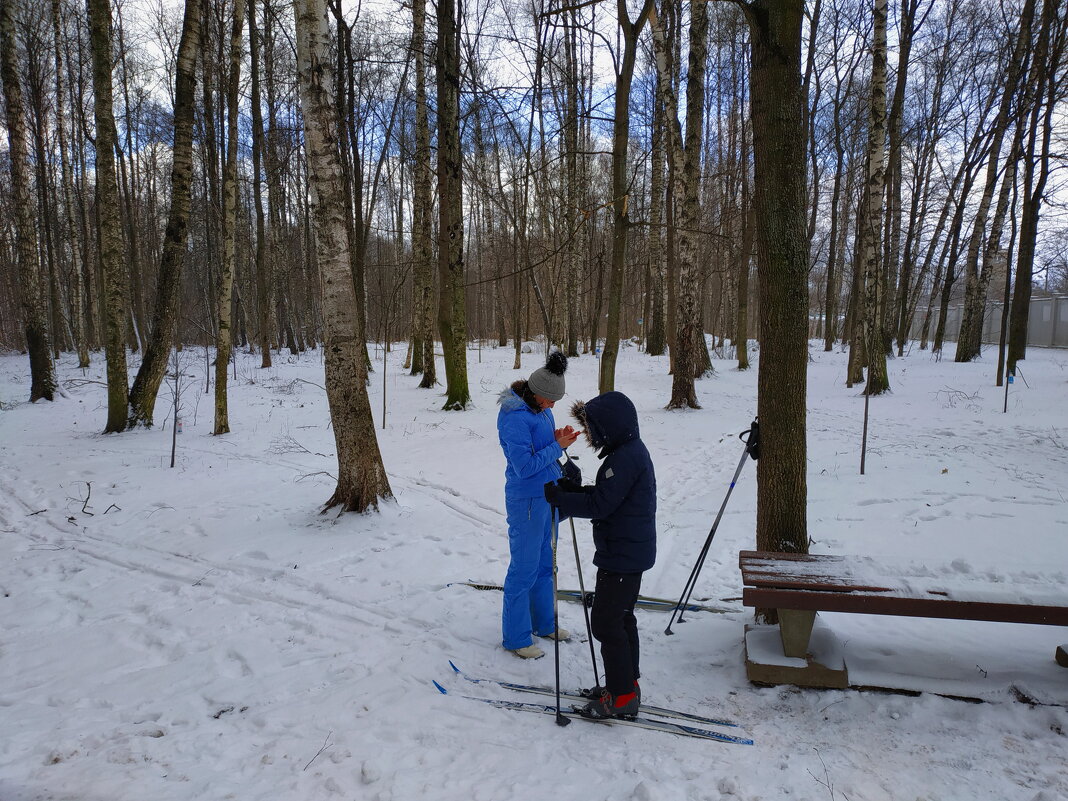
[742,587,1068,626]
[740,550,1068,627]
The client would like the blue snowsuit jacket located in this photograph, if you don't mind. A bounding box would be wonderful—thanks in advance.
[497,384,564,499]
[551,392,656,574]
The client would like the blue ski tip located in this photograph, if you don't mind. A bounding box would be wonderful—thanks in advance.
[433,680,449,695]
[449,660,461,673]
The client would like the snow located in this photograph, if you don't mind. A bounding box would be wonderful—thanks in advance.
[1,340,1067,801]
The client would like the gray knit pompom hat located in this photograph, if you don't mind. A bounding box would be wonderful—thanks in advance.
[527,350,568,401]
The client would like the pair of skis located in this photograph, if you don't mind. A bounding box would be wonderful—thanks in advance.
[448,581,732,614]
[436,662,753,745]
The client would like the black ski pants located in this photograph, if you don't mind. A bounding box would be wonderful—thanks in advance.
[591,568,643,697]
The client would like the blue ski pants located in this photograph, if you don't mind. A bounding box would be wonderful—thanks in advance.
[502,495,557,650]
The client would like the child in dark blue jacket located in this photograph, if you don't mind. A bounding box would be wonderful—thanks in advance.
[544,391,656,719]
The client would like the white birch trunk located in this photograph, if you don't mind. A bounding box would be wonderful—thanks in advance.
[293,0,392,512]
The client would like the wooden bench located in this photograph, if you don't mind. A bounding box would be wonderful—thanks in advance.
[740,550,1068,666]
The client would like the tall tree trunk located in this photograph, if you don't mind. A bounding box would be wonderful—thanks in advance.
[214,0,245,435]
[0,0,57,401]
[744,0,809,573]
[883,0,920,356]
[653,0,707,408]
[293,0,392,512]
[262,0,291,354]
[128,0,202,427]
[564,10,582,358]
[598,0,655,394]
[412,0,436,387]
[249,0,273,368]
[115,15,145,353]
[50,0,89,368]
[646,67,667,358]
[28,42,67,359]
[735,199,754,371]
[956,0,1034,363]
[201,0,222,344]
[87,0,130,431]
[859,0,889,395]
[1010,0,1064,373]
[436,0,470,408]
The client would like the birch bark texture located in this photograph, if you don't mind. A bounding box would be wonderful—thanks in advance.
[87,0,131,432]
[859,0,889,395]
[215,0,247,435]
[49,0,89,369]
[411,0,436,388]
[598,0,655,395]
[0,0,57,402]
[293,0,392,512]
[128,0,202,427]
[954,0,1034,364]
[249,0,274,369]
[659,0,709,409]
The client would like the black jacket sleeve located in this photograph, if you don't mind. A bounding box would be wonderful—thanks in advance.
[550,451,638,521]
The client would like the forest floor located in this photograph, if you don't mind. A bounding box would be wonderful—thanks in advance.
[1,339,1067,801]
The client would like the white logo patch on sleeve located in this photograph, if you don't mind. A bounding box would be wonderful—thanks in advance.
[605,468,615,478]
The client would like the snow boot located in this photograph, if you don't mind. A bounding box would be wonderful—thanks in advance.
[538,627,570,642]
[582,680,639,704]
[575,689,639,720]
[510,644,545,659]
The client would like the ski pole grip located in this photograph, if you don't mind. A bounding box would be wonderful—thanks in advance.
[740,417,760,461]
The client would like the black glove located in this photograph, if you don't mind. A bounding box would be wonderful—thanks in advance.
[561,458,581,484]
[556,478,583,494]
[544,481,564,507]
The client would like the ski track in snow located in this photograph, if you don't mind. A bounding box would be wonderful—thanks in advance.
[1,344,1068,801]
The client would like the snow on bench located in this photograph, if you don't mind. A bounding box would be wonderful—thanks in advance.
[739,550,1068,664]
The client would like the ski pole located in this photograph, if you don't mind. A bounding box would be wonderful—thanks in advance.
[674,420,759,625]
[551,507,570,727]
[665,419,759,636]
[559,450,600,687]
[568,516,600,689]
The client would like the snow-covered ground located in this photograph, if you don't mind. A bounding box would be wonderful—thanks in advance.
[1,339,1066,801]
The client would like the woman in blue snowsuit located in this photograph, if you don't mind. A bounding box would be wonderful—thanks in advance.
[496,351,579,659]
[544,391,656,718]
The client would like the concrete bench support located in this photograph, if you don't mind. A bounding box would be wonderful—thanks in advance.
[778,608,817,658]
[739,550,1068,689]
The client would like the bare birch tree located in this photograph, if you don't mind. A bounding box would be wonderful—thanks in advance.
[293,0,392,512]
[214,0,245,434]
[1009,0,1067,374]
[598,0,655,394]
[248,0,273,369]
[50,0,89,369]
[88,0,130,432]
[0,0,57,402]
[858,0,889,395]
[411,0,436,388]
[0,0,57,401]
[651,0,707,408]
[128,0,201,426]
[955,0,1034,363]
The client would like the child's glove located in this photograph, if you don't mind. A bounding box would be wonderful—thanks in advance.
[544,481,564,507]
[561,458,581,484]
[556,478,583,494]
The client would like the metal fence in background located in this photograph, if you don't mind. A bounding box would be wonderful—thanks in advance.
[911,295,1068,348]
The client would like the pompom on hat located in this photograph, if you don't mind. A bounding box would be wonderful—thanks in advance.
[527,350,568,401]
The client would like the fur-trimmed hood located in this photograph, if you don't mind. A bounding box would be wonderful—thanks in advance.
[571,391,639,457]
[498,380,540,413]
